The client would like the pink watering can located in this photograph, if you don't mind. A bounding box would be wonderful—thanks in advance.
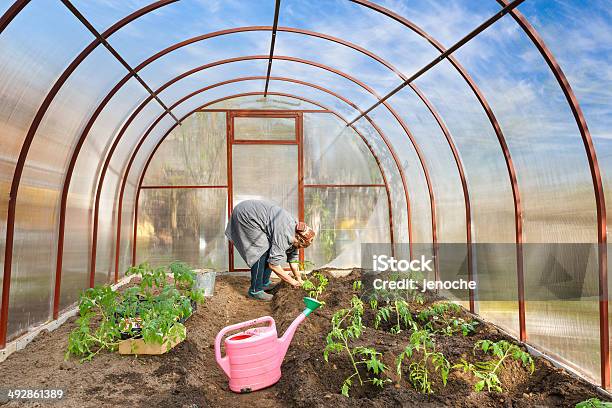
[215,297,322,393]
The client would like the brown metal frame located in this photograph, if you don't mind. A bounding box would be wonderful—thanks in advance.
[129,92,396,272]
[0,0,178,347]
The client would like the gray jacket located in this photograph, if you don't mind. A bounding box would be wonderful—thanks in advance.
[225,200,299,267]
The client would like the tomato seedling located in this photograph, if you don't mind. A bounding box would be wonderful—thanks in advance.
[396,329,450,394]
[453,339,534,392]
[576,398,612,408]
[302,271,328,301]
[374,299,418,334]
[324,296,390,396]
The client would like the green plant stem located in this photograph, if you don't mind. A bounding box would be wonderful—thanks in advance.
[344,338,363,386]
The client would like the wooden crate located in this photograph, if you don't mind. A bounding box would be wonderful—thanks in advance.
[118,326,186,355]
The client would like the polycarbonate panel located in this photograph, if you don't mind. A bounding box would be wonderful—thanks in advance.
[116,115,177,275]
[0,1,93,334]
[268,77,357,119]
[71,0,153,31]
[234,117,296,141]
[387,88,466,242]
[366,105,433,255]
[170,80,266,120]
[303,113,382,185]
[8,42,128,339]
[63,78,149,309]
[136,188,228,269]
[353,118,409,257]
[137,31,270,91]
[304,187,390,269]
[270,59,378,112]
[414,58,519,333]
[456,12,600,379]
[105,1,275,67]
[232,144,299,215]
[156,59,266,106]
[143,112,227,186]
[518,2,612,375]
[205,94,323,111]
[273,30,402,97]
[16,45,126,314]
[94,102,167,283]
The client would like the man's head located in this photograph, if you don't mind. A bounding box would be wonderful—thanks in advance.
[294,222,316,248]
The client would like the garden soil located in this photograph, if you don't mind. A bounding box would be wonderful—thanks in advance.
[0,270,609,407]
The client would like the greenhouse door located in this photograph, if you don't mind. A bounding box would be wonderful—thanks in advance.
[227,111,304,271]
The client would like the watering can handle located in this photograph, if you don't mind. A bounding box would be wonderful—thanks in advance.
[214,316,276,378]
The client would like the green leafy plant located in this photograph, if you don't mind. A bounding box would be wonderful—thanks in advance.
[576,398,612,408]
[324,296,390,396]
[396,329,450,394]
[353,280,362,291]
[453,339,535,392]
[302,271,328,301]
[66,262,204,362]
[416,302,477,336]
[374,299,418,334]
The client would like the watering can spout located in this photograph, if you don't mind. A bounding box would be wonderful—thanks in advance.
[278,297,322,361]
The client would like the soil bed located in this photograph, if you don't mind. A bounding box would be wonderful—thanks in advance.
[0,270,608,407]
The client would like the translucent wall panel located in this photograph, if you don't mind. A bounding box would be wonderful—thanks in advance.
[274,31,402,98]
[15,45,125,316]
[519,0,612,380]
[62,78,148,310]
[304,187,390,268]
[0,1,93,331]
[170,80,266,120]
[143,112,227,186]
[106,1,275,67]
[353,118,409,256]
[232,144,299,215]
[270,59,378,114]
[303,113,382,185]
[234,117,295,141]
[367,105,433,257]
[95,102,167,283]
[156,60,266,106]
[119,116,177,273]
[137,32,270,91]
[414,59,518,333]
[205,94,323,111]
[387,88,466,243]
[454,12,600,380]
[276,0,506,83]
[136,188,228,269]
[71,0,152,32]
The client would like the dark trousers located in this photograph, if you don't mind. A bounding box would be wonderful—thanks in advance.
[249,251,272,294]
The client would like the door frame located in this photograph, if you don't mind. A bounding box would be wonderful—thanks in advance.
[227,110,304,271]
